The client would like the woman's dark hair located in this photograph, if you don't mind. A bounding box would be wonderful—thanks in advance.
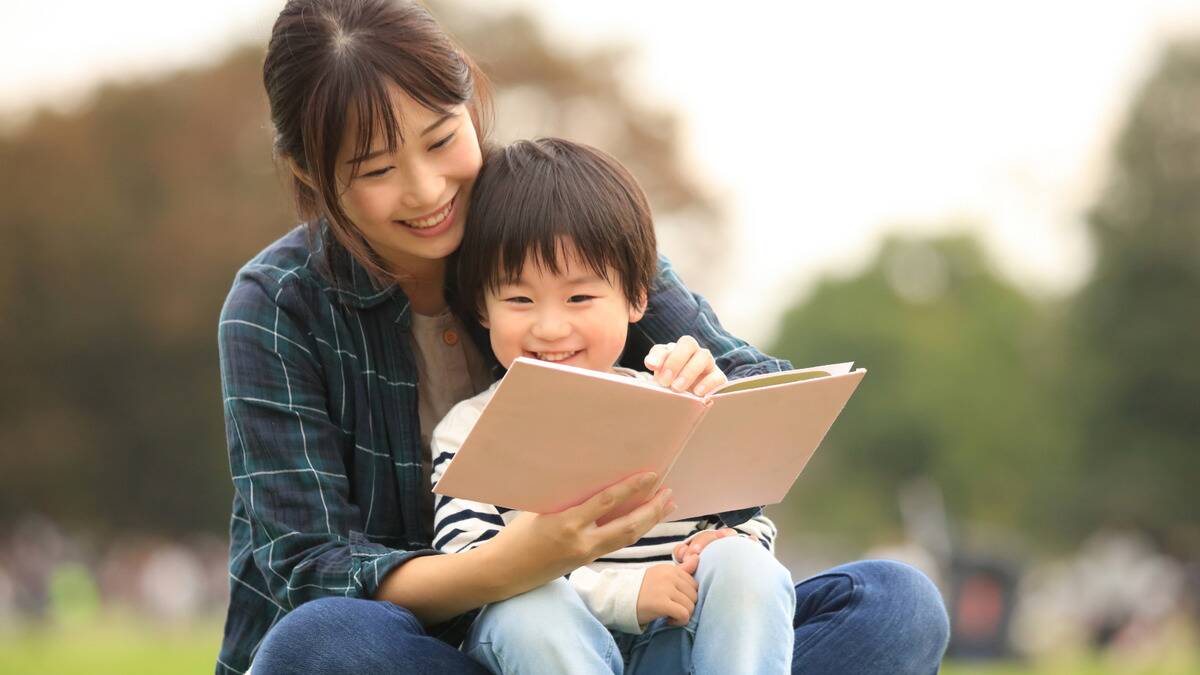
[456,138,658,322]
[262,0,492,283]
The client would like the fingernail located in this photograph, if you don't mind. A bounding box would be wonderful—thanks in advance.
[645,354,661,367]
[640,473,657,488]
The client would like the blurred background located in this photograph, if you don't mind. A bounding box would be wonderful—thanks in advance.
[1,1,1198,672]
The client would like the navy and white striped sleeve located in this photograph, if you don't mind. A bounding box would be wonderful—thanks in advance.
[429,393,509,554]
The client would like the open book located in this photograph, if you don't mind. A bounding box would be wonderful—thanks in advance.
[433,357,866,521]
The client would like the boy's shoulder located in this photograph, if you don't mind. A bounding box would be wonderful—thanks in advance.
[431,381,502,452]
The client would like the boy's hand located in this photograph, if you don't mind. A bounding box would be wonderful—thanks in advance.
[644,335,727,396]
[673,528,757,574]
[636,563,699,627]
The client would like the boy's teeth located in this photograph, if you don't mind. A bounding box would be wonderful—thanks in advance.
[537,351,577,362]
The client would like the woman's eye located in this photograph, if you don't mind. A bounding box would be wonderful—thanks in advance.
[429,133,456,151]
[361,166,393,178]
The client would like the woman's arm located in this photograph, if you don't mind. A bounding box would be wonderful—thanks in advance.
[376,474,675,625]
[624,254,792,379]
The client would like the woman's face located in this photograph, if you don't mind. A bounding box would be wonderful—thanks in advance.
[333,82,483,275]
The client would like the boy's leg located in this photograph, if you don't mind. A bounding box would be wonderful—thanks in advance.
[463,576,623,675]
[627,536,796,675]
[251,596,489,674]
[791,559,950,674]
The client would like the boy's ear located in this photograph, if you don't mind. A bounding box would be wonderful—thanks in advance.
[628,293,648,324]
[478,308,490,329]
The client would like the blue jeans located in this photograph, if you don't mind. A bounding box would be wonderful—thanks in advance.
[251,557,948,674]
[465,537,795,674]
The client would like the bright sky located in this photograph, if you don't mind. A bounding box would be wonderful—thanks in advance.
[5,1,1199,343]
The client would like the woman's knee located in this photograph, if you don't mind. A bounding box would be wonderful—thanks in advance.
[253,597,424,672]
[824,559,950,658]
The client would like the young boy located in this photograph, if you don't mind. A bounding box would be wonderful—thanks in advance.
[432,138,796,674]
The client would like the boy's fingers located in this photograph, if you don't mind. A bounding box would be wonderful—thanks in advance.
[692,369,727,397]
[656,336,697,386]
[678,552,699,575]
[670,348,713,392]
[672,542,688,563]
[644,343,672,370]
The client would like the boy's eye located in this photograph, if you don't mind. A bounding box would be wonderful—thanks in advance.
[568,295,596,303]
[429,132,456,151]
[504,296,532,304]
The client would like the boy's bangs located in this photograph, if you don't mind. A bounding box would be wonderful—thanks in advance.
[487,173,625,293]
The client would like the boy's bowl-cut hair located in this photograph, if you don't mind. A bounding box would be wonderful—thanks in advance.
[456,138,657,321]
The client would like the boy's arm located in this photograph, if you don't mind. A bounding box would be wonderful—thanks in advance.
[568,565,649,634]
[430,396,509,554]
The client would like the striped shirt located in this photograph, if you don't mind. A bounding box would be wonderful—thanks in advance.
[216,224,792,673]
[430,368,778,634]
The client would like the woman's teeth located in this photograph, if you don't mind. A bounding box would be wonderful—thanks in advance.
[536,351,578,362]
[401,197,454,229]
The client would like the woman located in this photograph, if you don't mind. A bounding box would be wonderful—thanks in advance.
[218,1,950,673]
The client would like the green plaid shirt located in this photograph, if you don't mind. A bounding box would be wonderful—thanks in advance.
[215,225,791,674]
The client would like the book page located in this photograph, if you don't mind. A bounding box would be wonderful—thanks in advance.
[662,369,865,520]
[713,362,855,395]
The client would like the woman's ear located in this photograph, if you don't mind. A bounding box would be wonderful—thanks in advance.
[288,159,316,191]
[628,293,648,324]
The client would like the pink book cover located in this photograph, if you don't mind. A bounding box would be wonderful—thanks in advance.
[433,357,866,521]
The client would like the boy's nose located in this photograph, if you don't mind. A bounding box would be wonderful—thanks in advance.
[531,314,570,341]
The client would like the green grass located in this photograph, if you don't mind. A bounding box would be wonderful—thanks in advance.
[0,615,1195,674]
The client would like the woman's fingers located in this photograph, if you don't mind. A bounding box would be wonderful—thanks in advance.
[568,472,658,527]
[592,486,674,551]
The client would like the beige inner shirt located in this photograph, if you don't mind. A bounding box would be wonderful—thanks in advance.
[409,308,496,530]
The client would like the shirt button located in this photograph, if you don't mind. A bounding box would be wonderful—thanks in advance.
[443,329,459,346]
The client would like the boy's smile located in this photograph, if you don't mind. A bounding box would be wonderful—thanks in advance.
[482,241,646,374]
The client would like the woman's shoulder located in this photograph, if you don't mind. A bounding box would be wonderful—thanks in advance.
[233,225,326,293]
[217,224,338,331]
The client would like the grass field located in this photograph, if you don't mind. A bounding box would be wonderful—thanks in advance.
[1,615,1195,674]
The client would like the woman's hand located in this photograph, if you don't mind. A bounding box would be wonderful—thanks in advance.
[644,335,727,396]
[636,563,699,627]
[485,472,676,588]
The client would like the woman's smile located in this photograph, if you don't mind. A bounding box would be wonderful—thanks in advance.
[396,193,459,238]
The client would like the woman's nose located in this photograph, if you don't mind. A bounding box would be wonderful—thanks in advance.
[400,161,444,211]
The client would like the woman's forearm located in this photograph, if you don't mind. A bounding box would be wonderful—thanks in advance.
[372,544,546,625]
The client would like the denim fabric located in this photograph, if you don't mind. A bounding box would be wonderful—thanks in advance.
[251,597,488,674]
[791,559,950,674]
[464,537,795,674]
[248,558,948,674]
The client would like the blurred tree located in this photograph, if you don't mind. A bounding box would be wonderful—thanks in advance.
[1065,38,1200,555]
[0,2,724,536]
[769,234,1073,550]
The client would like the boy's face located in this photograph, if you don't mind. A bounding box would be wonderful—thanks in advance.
[482,241,645,373]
